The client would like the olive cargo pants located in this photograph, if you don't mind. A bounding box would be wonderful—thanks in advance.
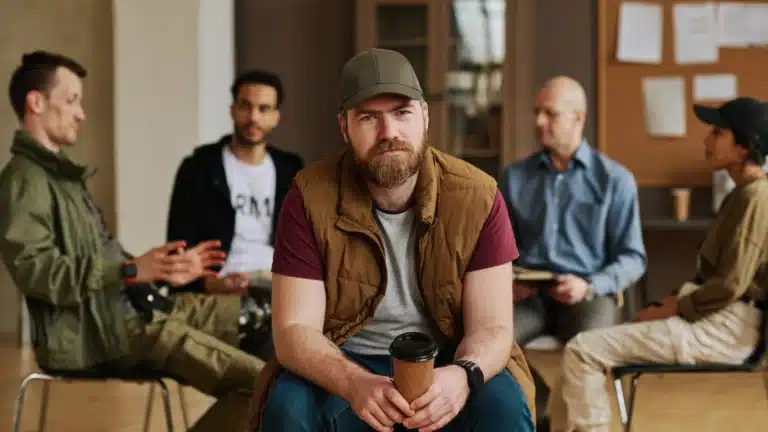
[120,293,266,431]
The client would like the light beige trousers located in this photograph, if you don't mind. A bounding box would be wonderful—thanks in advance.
[548,284,762,432]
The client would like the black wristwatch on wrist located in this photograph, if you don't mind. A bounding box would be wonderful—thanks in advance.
[121,260,138,288]
[453,359,484,394]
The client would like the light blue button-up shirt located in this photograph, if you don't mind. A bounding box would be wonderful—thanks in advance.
[499,143,646,296]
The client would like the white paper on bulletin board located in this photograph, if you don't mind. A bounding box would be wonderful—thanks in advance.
[642,76,687,137]
[693,74,738,101]
[616,2,663,63]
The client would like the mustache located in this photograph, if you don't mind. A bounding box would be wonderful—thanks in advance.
[372,139,411,155]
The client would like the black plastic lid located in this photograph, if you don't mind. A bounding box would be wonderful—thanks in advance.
[389,332,439,362]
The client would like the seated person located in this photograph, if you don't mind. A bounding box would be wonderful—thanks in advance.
[0,51,265,432]
[249,48,536,431]
[547,97,768,432]
[167,69,304,358]
[499,76,647,425]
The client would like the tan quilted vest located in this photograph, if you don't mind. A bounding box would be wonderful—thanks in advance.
[249,147,535,429]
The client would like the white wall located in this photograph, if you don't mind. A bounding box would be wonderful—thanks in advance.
[199,0,235,144]
[113,0,234,254]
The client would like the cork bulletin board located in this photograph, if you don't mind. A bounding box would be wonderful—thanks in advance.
[597,0,768,187]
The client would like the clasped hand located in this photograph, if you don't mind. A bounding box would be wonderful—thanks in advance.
[348,365,469,432]
[133,239,226,287]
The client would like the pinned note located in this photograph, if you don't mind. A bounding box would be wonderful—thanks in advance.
[616,2,663,64]
[642,76,687,137]
[717,2,748,47]
[673,3,719,64]
[693,74,738,102]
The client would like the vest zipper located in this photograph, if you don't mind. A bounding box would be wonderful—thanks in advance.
[414,220,447,343]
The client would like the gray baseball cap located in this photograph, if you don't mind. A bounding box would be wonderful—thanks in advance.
[340,48,424,112]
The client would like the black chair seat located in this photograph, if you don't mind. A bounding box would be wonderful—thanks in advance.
[613,362,756,377]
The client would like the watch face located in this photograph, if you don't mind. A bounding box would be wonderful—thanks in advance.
[122,262,137,278]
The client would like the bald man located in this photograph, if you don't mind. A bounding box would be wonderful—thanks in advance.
[499,76,646,426]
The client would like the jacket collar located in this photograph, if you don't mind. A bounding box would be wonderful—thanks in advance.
[10,130,95,181]
[337,147,439,231]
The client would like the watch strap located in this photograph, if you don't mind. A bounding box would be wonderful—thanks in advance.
[453,359,484,393]
[122,260,137,288]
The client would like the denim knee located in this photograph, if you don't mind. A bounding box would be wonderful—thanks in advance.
[464,369,534,431]
[262,370,321,431]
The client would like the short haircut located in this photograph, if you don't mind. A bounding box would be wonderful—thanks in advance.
[230,69,284,107]
[8,50,87,120]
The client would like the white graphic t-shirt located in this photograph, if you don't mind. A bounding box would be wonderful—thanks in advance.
[220,146,276,275]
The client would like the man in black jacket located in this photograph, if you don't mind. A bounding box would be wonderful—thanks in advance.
[167,69,303,357]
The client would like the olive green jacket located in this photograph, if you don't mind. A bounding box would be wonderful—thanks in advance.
[0,130,129,370]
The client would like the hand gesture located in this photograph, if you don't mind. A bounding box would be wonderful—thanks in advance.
[204,272,250,295]
[550,274,589,304]
[134,240,188,284]
[347,373,414,432]
[402,365,469,431]
[165,240,226,287]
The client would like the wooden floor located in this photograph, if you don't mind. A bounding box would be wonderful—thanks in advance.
[0,344,765,431]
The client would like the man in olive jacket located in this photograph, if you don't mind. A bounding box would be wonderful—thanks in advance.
[0,51,264,431]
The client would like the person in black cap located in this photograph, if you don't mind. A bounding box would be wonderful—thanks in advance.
[545,96,768,431]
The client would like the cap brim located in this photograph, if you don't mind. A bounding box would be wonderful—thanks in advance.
[342,83,423,111]
[693,104,728,128]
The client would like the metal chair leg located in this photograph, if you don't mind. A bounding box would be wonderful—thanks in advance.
[613,377,628,426]
[12,373,50,432]
[178,383,190,429]
[38,379,51,431]
[144,382,156,432]
[625,373,641,432]
[157,379,174,432]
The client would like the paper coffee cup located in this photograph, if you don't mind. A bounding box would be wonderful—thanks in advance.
[389,332,439,403]
[672,188,691,222]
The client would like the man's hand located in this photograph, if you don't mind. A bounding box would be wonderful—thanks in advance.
[135,240,225,287]
[550,274,589,304]
[513,282,537,303]
[402,365,470,432]
[134,240,188,284]
[346,373,414,432]
[165,240,226,287]
[634,295,678,322]
[204,272,250,295]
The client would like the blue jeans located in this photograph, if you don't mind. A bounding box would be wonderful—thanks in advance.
[262,348,534,431]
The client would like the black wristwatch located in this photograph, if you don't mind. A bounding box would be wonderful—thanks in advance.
[121,260,138,287]
[453,360,484,394]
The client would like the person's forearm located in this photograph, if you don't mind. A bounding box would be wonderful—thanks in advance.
[274,324,372,400]
[589,252,646,296]
[453,326,514,382]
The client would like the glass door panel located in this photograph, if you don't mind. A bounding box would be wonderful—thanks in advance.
[375,4,429,89]
[446,0,505,177]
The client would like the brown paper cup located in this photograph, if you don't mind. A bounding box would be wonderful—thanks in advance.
[672,188,691,222]
[389,332,439,403]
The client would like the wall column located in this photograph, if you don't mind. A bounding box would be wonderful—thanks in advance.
[113,0,234,253]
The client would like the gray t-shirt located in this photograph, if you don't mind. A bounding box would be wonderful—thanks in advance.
[341,208,439,356]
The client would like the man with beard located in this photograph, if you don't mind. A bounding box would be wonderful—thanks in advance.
[166,69,304,358]
[499,76,646,429]
[248,48,535,432]
[0,51,265,431]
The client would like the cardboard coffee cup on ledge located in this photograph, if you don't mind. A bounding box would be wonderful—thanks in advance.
[389,332,439,403]
[672,188,691,222]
